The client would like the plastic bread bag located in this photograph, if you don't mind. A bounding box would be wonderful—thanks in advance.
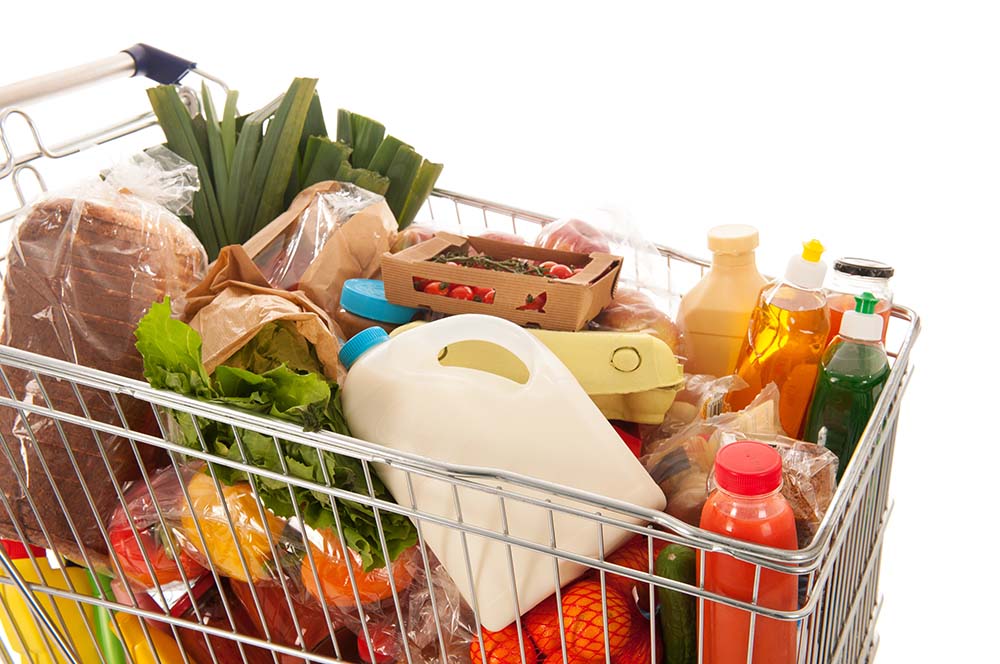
[0,147,208,568]
[243,181,398,324]
[642,383,784,525]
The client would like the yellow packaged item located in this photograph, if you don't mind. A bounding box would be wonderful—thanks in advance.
[392,321,684,424]
[0,542,100,664]
[113,613,186,664]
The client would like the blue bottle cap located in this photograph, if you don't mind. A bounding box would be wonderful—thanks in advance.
[339,327,390,369]
[341,279,419,324]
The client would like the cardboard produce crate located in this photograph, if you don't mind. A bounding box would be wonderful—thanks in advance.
[381,231,622,331]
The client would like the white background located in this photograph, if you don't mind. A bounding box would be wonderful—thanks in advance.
[2,1,997,661]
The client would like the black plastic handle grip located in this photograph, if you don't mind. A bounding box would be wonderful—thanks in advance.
[122,43,196,85]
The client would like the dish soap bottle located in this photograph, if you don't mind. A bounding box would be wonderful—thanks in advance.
[678,225,768,377]
[728,240,830,438]
[803,292,890,482]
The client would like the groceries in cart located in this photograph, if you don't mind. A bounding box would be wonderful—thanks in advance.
[0,75,904,664]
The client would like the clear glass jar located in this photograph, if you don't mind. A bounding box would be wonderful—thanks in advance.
[827,258,894,344]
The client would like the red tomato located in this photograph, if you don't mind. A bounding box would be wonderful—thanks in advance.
[412,277,430,291]
[472,286,496,304]
[547,264,573,279]
[357,623,401,664]
[539,260,558,274]
[448,285,475,300]
[422,281,450,296]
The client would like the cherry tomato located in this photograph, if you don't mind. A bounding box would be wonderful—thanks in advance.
[357,623,402,664]
[412,277,430,291]
[547,264,573,279]
[446,261,460,267]
[448,285,475,300]
[539,260,558,274]
[422,281,450,296]
[472,286,496,304]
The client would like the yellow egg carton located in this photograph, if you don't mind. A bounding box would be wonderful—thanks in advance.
[392,322,685,424]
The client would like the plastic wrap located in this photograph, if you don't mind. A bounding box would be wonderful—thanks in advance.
[642,384,784,525]
[736,435,838,548]
[0,148,208,568]
[244,181,398,325]
[541,209,684,355]
[591,288,684,355]
[638,374,747,443]
[109,463,434,660]
[348,555,475,664]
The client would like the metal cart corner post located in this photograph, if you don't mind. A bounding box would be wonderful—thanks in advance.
[0,48,919,664]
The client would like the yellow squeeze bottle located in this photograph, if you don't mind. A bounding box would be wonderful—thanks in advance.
[728,240,830,438]
[0,541,101,664]
[678,225,769,377]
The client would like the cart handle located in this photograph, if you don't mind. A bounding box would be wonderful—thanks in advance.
[0,43,197,110]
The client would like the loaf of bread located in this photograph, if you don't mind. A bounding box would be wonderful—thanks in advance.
[0,195,206,568]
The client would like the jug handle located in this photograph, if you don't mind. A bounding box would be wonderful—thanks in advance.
[391,314,541,386]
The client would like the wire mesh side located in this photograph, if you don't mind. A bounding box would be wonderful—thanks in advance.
[0,341,911,664]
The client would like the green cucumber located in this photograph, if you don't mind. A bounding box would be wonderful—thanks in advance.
[656,544,698,664]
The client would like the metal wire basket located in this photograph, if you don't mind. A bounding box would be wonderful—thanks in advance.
[0,46,919,664]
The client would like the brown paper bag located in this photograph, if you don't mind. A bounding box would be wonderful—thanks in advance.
[242,181,398,325]
[184,245,345,381]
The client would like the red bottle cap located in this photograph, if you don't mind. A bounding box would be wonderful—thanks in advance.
[1,538,46,559]
[714,441,783,495]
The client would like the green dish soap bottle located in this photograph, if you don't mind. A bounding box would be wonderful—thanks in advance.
[803,292,890,482]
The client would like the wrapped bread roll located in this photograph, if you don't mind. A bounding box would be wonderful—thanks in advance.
[0,150,207,568]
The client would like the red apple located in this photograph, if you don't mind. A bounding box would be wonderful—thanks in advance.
[534,217,611,255]
[390,224,437,253]
[476,230,526,245]
[593,288,684,354]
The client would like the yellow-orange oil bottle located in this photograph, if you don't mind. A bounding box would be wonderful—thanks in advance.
[728,240,830,438]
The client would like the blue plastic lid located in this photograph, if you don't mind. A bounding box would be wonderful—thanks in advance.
[339,327,390,369]
[341,279,419,324]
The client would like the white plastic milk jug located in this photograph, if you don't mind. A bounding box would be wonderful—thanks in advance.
[340,314,666,631]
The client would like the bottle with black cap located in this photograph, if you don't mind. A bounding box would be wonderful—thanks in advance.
[827,257,894,345]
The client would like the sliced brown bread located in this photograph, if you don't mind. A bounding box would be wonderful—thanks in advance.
[0,194,206,567]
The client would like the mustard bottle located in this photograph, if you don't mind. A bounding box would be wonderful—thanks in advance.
[678,225,768,378]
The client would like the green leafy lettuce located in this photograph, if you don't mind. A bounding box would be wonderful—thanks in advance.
[135,300,416,570]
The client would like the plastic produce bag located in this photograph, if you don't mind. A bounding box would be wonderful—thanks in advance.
[638,374,747,443]
[642,383,784,525]
[0,147,208,568]
[541,208,683,355]
[344,554,475,664]
[244,181,398,327]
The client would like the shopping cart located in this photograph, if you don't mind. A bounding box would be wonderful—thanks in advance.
[0,46,919,664]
